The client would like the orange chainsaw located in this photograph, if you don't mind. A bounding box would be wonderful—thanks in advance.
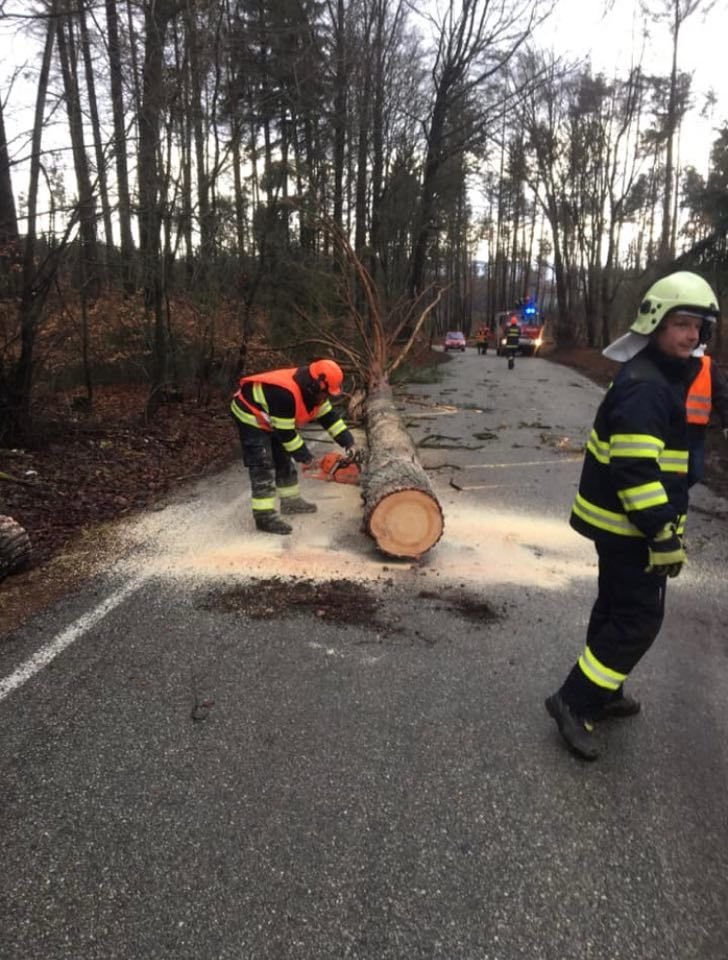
[303,449,362,484]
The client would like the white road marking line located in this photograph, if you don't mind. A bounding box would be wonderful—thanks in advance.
[0,577,145,703]
[462,457,582,469]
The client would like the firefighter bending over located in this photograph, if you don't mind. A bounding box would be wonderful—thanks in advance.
[231,359,356,535]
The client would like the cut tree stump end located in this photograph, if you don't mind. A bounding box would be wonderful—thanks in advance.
[366,488,444,559]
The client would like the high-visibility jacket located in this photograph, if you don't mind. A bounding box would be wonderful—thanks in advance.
[686,356,712,425]
[505,323,520,349]
[570,347,692,544]
[231,367,353,460]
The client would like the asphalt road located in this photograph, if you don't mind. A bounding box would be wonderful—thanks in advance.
[2,349,728,959]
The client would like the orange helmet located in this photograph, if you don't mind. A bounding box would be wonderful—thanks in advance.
[309,359,344,396]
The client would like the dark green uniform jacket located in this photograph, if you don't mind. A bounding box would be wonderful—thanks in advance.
[570,345,698,544]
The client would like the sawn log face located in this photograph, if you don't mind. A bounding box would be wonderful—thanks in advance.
[362,382,444,559]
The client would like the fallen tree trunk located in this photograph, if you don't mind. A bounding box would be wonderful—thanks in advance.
[362,381,444,559]
[0,514,32,581]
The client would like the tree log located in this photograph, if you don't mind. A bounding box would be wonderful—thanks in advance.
[362,381,444,559]
[0,514,32,581]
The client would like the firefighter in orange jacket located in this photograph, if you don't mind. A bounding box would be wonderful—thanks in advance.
[686,344,728,486]
[230,359,355,534]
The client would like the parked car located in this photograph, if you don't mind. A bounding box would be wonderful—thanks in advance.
[444,331,467,352]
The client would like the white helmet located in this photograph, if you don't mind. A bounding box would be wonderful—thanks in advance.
[603,271,720,362]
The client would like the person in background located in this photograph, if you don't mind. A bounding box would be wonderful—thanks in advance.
[476,326,489,355]
[505,317,520,370]
[546,271,720,760]
[230,359,356,535]
[686,340,728,486]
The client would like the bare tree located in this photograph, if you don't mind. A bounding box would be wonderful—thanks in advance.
[408,0,552,299]
[0,87,18,244]
[105,0,136,293]
[640,0,716,263]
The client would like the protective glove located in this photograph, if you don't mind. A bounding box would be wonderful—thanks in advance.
[645,522,686,578]
[344,445,358,462]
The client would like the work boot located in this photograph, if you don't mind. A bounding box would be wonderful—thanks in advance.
[280,496,318,515]
[600,693,641,719]
[254,512,292,535]
[545,693,599,761]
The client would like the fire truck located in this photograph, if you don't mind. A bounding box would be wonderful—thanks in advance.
[493,298,544,357]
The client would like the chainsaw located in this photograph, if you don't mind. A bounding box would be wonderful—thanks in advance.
[303,449,363,484]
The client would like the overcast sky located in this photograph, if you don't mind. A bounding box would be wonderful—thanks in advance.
[536,0,728,172]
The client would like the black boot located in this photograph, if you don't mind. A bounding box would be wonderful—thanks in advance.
[254,512,292,535]
[600,693,641,719]
[280,496,317,515]
[545,693,599,760]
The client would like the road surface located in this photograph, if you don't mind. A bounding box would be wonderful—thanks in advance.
[1,348,727,959]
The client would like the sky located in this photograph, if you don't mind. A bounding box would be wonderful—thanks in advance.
[1,0,727,212]
[535,0,728,173]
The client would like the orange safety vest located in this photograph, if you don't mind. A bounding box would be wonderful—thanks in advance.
[686,356,712,425]
[234,367,321,431]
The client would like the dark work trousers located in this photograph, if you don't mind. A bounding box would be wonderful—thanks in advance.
[234,420,298,515]
[560,539,667,718]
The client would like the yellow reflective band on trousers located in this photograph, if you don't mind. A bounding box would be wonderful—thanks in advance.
[610,433,664,459]
[252,496,276,513]
[572,492,642,537]
[617,481,668,512]
[278,484,301,498]
[578,646,627,691]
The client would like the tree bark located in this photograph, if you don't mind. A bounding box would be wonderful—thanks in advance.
[105,0,136,293]
[56,12,101,300]
[0,92,18,244]
[78,0,114,266]
[362,381,444,559]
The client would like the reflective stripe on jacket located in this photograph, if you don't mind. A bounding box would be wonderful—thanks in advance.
[569,348,691,543]
[506,324,520,347]
[686,356,711,425]
[231,368,352,456]
[234,368,315,430]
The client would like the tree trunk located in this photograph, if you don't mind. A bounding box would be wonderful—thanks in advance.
[4,5,57,445]
[0,514,32,580]
[78,0,114,267]
[106,0,136,294]
[56,13,101,300]
[331,0,347,230]
[362,381,444,559]
[0,92,18,244]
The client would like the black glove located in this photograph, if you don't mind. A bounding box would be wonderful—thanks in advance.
[645,522,685,578]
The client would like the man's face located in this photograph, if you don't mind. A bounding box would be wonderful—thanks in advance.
[653,312,703,358]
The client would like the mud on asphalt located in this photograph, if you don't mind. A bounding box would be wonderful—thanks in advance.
[199,577,501,642]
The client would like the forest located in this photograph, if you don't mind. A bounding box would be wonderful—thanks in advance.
[1,0,727,448]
